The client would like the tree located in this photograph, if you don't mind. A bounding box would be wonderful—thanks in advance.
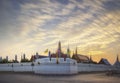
[21,58,31,62]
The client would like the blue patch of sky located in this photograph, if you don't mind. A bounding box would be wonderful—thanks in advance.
[83,18,94,26]
[50,0,69,5]
[40,18,62,30]
[0,0,27,39]
[11,0,22,10]
[73,5,91,14]
[74,21,89,30]
[14,0,39,5]
[0,0,22,26]
[75,0,83,3]
[26,30,39,39]
[102,0,120,12]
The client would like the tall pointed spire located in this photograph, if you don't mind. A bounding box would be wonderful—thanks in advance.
[116,54,119,62]
[75,47,77,55]
[114,54,120,66]
[58,41,61,57]
[89,55,93,63]
[23,53,26,60]
[58,41,61,52]
[67,44,70,58]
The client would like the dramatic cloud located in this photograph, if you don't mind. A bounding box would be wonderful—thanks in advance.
[0,0,120,64]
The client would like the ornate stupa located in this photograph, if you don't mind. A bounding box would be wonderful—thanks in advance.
[34,41,78,75]
[114,55,120,67]
[50,41,67,58]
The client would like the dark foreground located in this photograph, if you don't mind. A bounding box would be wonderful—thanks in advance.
[0,72,120,83]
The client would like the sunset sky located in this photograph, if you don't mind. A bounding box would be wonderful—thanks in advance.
[0,0,120,64]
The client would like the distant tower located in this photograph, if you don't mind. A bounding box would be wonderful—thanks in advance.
[0,57,2,62]
[89,55,93,63]
[36,52,38,56]
[67,45,70,58]
[75,47,77,55]
[48,51,51,61]
[58,41,61,52]
[116,54,119,62]
[15,55,17,61]
[114,54,120,67]
[23,53,26,60]
[58,41,61,57]
[6,56,8,61]
[35,52,39,59]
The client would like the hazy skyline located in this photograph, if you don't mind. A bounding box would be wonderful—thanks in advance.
[0,0,120,64]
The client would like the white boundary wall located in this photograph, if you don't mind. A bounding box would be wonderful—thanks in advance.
[0,64,13,71]
[34,58,78,74]
[0,62,116,73]
[77,63,112,72]
[34,63,78,74]
[0,63,33,72]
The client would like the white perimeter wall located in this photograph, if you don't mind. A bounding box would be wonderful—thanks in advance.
[34,63,78,74]
[0,63,33,72]
[77,63,113,72]
[0,63,117,73]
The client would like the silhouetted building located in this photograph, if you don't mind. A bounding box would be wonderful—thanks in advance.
[72,54,89,63]
[113,55,120,67]
[30,52,48,61]
[35,52,47,59]
[72,47,90,63]
[98,58,111,65]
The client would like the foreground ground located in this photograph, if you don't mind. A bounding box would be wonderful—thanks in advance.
[0,72,120,83]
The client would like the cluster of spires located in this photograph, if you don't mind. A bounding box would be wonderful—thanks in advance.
[114,55,120,66]
[47,41,70,62]
[0,41,120,65]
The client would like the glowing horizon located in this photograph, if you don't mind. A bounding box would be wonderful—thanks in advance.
[0,0,120,64]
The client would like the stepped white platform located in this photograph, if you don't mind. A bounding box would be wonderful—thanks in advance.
[34,58,78,75]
